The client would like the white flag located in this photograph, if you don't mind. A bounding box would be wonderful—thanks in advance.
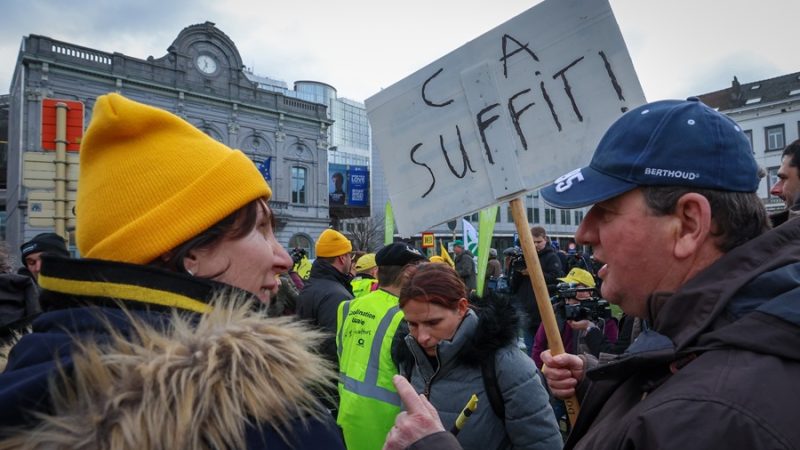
[462,218,479,256]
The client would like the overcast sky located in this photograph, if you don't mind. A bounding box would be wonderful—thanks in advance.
[1,0,797,103]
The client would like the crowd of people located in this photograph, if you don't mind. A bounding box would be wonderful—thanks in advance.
[0,93,798,450]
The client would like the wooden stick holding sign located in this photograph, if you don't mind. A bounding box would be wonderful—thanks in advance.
[509,197,580,424]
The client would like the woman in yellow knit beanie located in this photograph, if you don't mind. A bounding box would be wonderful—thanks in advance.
[0,94,345,450]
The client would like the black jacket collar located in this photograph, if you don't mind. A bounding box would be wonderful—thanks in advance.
[309,259,352,289]
[38,256,251,314]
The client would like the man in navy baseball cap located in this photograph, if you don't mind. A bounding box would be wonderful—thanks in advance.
[539,98,800,449]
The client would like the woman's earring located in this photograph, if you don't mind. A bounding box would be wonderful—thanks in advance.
[186,268,194,276]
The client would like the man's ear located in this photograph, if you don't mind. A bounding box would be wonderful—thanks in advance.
[672,193,713,259]
[335,254,350,270]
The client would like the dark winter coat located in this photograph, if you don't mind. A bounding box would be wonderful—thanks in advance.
[566,218,800,450]
[514,246,564,335]
[267,273,300,317]
[393,295,561,450]
[454,250,477,291]
[486,258,503,279]
[0,273,39,345]
[296,259,354,366]
[408,432,463,450]
[0,256,344,450]
[768,193,800,227]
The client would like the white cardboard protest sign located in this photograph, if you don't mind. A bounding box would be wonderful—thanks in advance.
[365,0,646,236]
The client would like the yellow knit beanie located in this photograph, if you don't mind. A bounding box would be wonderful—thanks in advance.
[77,93,270,264]
[315,229,352,257]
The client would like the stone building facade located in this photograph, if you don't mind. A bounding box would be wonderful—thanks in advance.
[6,22,336,256]
[698,71,800,214]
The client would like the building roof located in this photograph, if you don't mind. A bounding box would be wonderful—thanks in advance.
[697,71,800,111]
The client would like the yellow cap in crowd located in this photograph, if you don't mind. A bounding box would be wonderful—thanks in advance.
[558,268,596,288]
[315,229,352,257]
[355,253,377,272]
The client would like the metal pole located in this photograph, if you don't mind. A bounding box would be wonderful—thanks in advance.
[54,102,68,240]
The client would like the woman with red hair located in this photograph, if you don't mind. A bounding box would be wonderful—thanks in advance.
[392,263,561,450]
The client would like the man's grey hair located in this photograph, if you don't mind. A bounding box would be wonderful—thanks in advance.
[641,186,770,252]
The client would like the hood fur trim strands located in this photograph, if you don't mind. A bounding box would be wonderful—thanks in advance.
[0,297,335,450]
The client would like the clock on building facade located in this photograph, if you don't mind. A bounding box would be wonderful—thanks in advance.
[195,54,218,75]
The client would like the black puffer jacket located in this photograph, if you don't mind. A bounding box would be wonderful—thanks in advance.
[296,259,353,365]
[513,246,564,335]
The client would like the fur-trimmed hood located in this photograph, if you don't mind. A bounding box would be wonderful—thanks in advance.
[392,292,521,370]
[0,297,337,449]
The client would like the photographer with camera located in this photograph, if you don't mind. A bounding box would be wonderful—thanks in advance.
[291,247,312,280]
[507,226,564,351]
[531,267,617,436]
[530,268,618,370]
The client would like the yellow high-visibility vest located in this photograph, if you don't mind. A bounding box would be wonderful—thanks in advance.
[351,277,377,298]
[336,289,404,450]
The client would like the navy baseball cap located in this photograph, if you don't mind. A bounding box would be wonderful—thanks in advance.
[541,97,759,208]
[375,243,426,267]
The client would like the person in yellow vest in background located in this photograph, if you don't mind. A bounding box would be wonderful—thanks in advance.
[336,243,426,450]
[291,247,313,280]
[351,253,378,297]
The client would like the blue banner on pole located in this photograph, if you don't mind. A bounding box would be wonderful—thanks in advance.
[257,157,271,182]
[348,165,369,207]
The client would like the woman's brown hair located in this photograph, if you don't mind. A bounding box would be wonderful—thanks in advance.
[152,198,270,274]
[399,263,466,310]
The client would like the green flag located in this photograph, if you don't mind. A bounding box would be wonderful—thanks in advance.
[384,201,394,245]
[476,205,499,297]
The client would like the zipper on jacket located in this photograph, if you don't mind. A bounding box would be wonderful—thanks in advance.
[422,349,442,398]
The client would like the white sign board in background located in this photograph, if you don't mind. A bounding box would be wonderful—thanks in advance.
[366,0,646,236]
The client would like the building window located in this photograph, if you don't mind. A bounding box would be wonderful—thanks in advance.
[765,125,785,151]
[534,208,540,224]
[767,166,780,199]
[561,209,571,225]
[743,130,753,150]
[545,208,556,225]
[291,166,307,204]
[527,207,533,223]
[574,210,584,225]
[507,207,513,223]
[471,212,479,222]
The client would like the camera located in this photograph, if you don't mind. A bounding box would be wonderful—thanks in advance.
[290,248,307,265]
[563,300,612,321]
[553,282,612,321]
[503,246,526,273]
[502,247,527,294]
